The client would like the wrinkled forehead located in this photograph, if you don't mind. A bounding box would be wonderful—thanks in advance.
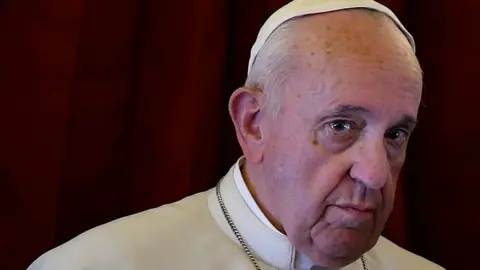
[284,51,422,123]
[284,75,422,129]
[279,12,423,121]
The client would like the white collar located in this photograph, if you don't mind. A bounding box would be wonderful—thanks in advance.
[208,157,322,269]
[232,157,284,235]
[232,157,319,269]
[208,160,295,269]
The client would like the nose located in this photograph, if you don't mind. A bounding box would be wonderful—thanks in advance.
[349,139,390,190]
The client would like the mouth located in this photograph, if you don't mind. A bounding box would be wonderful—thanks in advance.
[329,203,375,221]
[334,203,375,213]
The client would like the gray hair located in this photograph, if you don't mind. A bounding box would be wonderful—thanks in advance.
[245,19,298,117]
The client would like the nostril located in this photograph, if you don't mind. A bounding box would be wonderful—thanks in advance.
[349,163,389,190]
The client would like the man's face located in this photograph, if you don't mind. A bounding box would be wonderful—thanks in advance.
[256,12,423,267]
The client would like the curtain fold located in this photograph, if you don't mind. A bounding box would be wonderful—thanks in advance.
[53,0,144,245]
[403,0,480,268]
[0,1,84,268]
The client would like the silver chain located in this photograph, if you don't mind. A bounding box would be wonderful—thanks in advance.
[215,181,368,270]
[216,180,262,270]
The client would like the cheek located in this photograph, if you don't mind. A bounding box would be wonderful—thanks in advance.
[288,150,354,226]
[379,169,399,221]
[383,158,404,207]
[391,160,405,180]
[306,150,354,196]
[382,151,406,203]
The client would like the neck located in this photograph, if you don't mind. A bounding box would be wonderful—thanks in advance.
[241,161,285,234]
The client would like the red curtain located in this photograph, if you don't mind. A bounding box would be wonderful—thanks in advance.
[403,1,480,269]
[1,1,478,269]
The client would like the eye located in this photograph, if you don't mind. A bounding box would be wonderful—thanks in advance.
[385,128,409,145]
[327,120,357,135]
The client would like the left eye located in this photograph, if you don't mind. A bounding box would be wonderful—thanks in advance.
[385,128,409,144]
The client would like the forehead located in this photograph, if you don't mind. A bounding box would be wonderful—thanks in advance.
[286,73,421,126]
[285,58,422,123]
[281,11,422,121]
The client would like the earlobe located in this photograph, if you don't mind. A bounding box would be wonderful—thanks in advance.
[229,87,265,163]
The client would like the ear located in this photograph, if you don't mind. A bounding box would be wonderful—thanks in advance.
[229,87,265,164]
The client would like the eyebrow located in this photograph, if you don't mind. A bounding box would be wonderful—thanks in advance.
[328,105,370,116]
[397,115,418,129]
[315,104,370,123]
[316,104,418,128]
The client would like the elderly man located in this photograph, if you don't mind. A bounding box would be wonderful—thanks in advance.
[28,0,444,269]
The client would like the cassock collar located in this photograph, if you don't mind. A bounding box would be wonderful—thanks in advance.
[208,158,296,269]
[208,158,378,270]
[232,158,320,269]
[209,158,331,269]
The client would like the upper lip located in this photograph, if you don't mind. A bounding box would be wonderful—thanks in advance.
[335,203,376,212]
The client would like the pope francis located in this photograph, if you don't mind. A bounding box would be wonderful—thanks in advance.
[28,0,445,269]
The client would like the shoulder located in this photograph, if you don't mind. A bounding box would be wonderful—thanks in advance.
[368,236,445,269]
[28,190,214,270]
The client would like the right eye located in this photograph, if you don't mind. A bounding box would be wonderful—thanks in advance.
[315,119,361,152]
[327,119,357,136]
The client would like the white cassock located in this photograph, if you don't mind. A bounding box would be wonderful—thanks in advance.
[28,158,444,270]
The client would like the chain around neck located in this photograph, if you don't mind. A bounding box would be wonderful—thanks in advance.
[215,181,368,270]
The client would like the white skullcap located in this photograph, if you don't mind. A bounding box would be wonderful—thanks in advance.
[248,0,415,75]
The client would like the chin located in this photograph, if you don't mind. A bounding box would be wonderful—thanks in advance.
[309,247,363,268]
[308,231,378,267]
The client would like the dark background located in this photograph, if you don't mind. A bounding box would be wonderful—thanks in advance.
[1,0,478,269]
